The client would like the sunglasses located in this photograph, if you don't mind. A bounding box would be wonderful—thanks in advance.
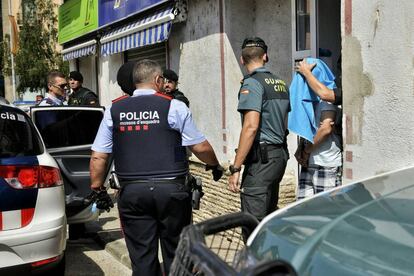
[52,83,68,90]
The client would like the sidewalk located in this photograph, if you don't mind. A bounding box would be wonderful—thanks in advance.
[85,193,132,270]
[85,195,164,272]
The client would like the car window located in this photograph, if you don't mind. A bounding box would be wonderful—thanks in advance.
[0,106,43,157]
[33,109,103,148]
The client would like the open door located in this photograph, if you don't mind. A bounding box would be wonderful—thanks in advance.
[31,106,108,224]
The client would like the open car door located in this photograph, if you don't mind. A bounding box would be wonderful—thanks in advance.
[30,106,109,224]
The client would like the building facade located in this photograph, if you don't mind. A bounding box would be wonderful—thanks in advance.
[342,0,414,181]
[60,0,414,210]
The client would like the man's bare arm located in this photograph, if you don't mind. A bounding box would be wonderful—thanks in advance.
[304,111,336,153]
[295,59,336,103]
[90,151,110,191]
[233,110,261,168]
[189,140,219,166]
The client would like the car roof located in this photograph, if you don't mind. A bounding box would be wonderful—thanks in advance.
[0,96,11,105]
[248,166,414,275]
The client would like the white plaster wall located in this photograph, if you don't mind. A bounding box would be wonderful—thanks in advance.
[169,0,227,162]
[343,0,414,181]
[68,60,76,71]
[98,53,124,107]
[78,55,97,93]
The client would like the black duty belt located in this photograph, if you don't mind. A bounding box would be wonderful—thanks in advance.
[266,143,287,150]
[119,176,187,185]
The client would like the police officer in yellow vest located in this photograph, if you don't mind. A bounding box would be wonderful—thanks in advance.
[228,37,291,231]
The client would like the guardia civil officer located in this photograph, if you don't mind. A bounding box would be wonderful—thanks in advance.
[90,59,223,276]
[228,37,290,227]
[68,71,99,106]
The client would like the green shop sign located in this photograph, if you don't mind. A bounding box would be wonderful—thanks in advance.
[58,0,98,44]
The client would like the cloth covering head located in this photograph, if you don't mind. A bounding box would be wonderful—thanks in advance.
[117,61,136,95]
[69,71,84,82]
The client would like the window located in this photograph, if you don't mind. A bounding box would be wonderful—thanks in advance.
[33,109,103,148]
[0,107,43,158]
[296,0,311,51]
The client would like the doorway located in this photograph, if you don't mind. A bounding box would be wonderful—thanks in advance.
[292,0,341,72]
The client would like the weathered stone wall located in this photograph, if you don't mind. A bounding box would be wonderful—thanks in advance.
[190,162,297,224]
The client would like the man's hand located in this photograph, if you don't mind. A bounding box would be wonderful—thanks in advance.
[295,59,316,76]
[84,190,114,212]
[228,172,241,193]
[295,148,310,167]
[206,164,224,181]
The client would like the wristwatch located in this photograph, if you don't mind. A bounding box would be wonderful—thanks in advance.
[229,165,241,175]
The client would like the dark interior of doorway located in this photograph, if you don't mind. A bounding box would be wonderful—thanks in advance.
[317,0,341,77]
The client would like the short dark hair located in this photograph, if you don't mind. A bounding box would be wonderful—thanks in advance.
[47,71,66,85]
[242,47,266,64]
[133,59,162,84]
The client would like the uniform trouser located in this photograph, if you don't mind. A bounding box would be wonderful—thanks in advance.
[240,147,289,223]
[117,179,192,276]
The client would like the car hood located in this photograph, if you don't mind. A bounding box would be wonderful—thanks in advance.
[247,167,414,275]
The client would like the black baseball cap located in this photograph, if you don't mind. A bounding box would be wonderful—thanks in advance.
[69,71,83,82]
[117,61,136,95]
[162,69,178,82]
[163,69,179,82]
[242,37,269,61]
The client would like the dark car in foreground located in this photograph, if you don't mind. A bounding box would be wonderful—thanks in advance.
[171,166,414,276]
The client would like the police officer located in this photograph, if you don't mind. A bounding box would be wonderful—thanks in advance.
[39,71,68,106]
[163,69,190,107]
[68,71,99,106]
[89,59,223,276]
[228,37,290,226]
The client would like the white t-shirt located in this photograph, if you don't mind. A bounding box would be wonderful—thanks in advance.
[309,101,342,167]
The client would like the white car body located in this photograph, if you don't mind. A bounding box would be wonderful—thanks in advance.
[0,102,66,273]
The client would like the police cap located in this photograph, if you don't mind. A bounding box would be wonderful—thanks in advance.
[163,69,179,82]
[242,37,269,61]
[69,71,84,82]
[117,61,136,96]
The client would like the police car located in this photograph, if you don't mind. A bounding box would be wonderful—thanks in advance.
[0,98,66,274]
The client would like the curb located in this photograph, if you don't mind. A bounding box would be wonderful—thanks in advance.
[93,229,132,270]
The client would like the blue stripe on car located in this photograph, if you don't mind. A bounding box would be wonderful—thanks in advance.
[0,156,38,166]
[0,156,39,211]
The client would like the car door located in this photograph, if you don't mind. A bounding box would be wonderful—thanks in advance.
[30,106,109,222]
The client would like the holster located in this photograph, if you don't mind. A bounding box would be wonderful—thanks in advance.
[244,141,261,165]
[244,141,286,165]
